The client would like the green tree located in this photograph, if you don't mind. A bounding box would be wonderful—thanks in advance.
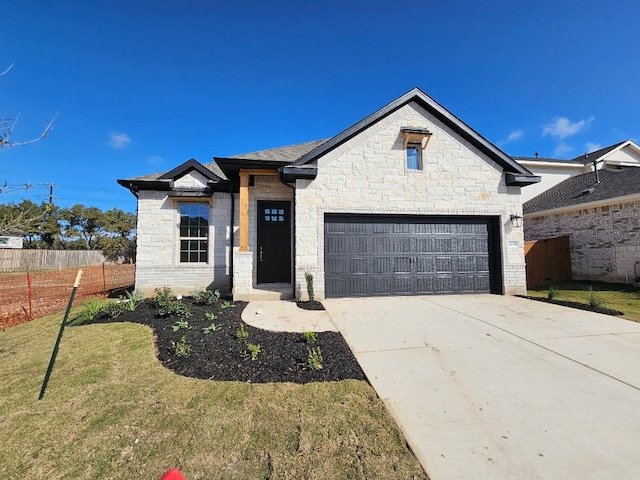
[60,204,105,250]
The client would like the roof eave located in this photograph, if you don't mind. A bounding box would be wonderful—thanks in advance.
[505,173,541,187]
[293,87,533,176]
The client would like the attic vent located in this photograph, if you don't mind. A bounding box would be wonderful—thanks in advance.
[573,187,595,199]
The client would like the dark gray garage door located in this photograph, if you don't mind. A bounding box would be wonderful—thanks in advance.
[324,215,501,297]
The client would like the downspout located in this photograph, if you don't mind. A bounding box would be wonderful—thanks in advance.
[228,186,235,295]
[279,174,296,299]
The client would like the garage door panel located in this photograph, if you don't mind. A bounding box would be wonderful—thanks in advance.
[324,215,499,297]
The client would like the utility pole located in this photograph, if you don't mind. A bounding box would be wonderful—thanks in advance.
[49,184,54,204]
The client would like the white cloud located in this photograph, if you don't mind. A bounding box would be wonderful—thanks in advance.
[497,129,524,147]
[542,116,594,139]
[107,132,132,149]
[146,154,164,165]
[585,142,601,153]
[554,142,574,157]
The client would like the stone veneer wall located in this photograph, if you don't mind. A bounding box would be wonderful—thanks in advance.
[294,101,527,299]
[524,200,640,283]
[232,176,293,298]
[135,170,235,296]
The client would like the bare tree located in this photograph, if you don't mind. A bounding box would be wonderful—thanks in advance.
[1,63,57,148]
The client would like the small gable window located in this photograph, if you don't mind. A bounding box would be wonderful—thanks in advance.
[179,203,209,263]
[402,126,431,171]
[406,143,422,170]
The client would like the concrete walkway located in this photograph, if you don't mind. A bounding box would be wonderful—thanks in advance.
[323,295,640,480]
[242,300,337,332]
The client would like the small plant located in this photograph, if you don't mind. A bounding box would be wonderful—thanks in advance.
[246,342,261,360]
[172,320,189,332]
[547,286,559,300]
[236,322,249,340]
[302,329,317,345]
[202,322,217,334]
[307,346,323,370]
[204,312,217,322]
[587,286,602,308]
[157,301,192,319]
[69,298,104,325]
[152,287,175,309]
[171,336,192,357]
[121,289,144,311]
[190,288,221,305]
[102,301,126,319]
[221,300,236,309]
[305,272,314,302]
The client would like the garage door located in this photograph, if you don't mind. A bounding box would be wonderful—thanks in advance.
[324,215,500,297]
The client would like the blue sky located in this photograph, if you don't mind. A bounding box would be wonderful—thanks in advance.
[2,0,638,213]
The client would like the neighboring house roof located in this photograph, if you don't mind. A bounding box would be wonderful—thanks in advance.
[523,167,640,215]
[516,140,633,167]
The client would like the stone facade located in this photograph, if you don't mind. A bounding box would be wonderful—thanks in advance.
[135,175,234,296]
[524,199,640,283]
[294,102,527,299]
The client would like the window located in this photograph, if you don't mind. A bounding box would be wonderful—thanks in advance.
[263,207,285,222]
[179,203,209,263]
[406,143,422,170]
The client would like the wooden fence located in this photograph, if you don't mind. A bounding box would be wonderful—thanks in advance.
[524,236,572,289]
[0,249,107,273]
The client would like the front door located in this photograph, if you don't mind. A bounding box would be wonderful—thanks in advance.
[257,201,291,284]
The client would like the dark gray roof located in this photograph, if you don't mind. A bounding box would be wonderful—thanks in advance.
[524,167,640,214]
[513,156,585,165]
[122,160,226,182]
[569,141,627,165]
[229,139,328,162]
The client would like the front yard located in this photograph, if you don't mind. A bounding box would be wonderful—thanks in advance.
[527,281,640,322]
[0,307,427,479]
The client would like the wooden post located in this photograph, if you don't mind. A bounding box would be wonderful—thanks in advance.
[239,172,249,252]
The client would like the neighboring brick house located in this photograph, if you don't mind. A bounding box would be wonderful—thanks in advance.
[524,167,640,283]
[118,88,540,300]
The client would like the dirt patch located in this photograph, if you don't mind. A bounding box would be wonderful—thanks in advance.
[83,297,365,384]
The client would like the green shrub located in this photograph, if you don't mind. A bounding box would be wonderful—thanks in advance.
[587,286,602,308]
[307,346,323,370]
[69,298,104,326]
[236,323,249,340]
[190,288,221,305]
[305,272,314,302]
[302,329,317,345]
[547,286,559,300]
[152,287,175,309]
[157,301,192,319]
[171,336,192,357]
[246,343,261,360]
[121,289,144,311]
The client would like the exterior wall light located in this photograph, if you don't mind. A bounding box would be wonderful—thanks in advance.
[510,214,523,228]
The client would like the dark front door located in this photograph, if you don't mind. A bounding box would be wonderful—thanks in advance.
[257,201,291,284]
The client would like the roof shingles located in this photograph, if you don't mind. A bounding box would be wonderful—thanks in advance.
[524,167,640,214]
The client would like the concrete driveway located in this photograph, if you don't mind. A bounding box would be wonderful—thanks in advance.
[323,294,640,480]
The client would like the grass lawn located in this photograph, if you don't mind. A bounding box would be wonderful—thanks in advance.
[0,310,427,479]
[528,281,640,323]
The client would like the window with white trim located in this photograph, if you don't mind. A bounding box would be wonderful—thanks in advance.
[179,203,209,263]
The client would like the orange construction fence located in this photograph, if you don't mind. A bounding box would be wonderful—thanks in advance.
[0,264,135,329]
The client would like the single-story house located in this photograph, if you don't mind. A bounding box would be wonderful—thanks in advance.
[0,231,24,249]
[524,166,640,284]
[515,140,640,203]
[118,88,540,300]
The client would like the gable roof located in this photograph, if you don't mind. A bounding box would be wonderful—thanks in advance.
[523,167,640,215]
[516,140,634,166]
[228,139,328,162]
[292,87,537,182]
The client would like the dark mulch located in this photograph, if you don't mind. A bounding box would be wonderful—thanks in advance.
[523,296,624,316]
[296,300,325,311]
[84,298,365,384]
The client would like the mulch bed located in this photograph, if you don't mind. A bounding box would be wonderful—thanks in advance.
[84,298,365,384]
[523,296,624,316]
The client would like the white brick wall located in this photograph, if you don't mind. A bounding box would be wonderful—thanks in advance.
[295,101,527,298]
[525,200,640,283]
[135,189,233,296]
